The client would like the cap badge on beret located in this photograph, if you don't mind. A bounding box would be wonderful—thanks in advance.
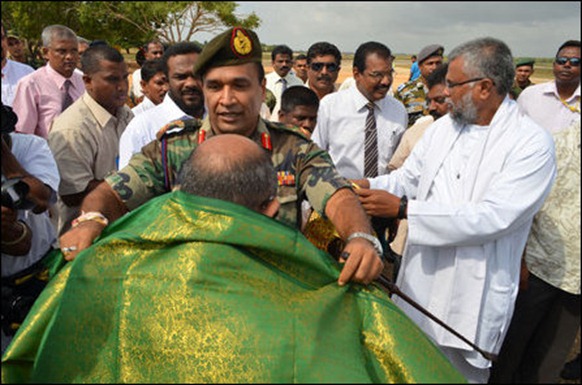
[231,27,253,57]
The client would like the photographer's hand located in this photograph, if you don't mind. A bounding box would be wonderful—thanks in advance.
[2,135,52,213]
[1,206,32,255]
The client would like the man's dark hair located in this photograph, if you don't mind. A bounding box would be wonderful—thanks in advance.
[280,86,319,113]
[144,39,163,53]
[295,53,307,61]
[161,42,202,76]
[426,62,448,89]
[353,41,392,73]
[81,45,124,75]
[306,42,342,65]
[177,139,277,212]
[556,40,581,56]
[271,45,293,61]
[140,58,165,82]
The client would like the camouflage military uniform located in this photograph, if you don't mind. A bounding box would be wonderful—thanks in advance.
[394,76,428,127]
[106,117,351,229]
[510,79,533,100]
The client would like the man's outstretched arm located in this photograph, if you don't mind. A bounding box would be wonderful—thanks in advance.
[59,181,128,261]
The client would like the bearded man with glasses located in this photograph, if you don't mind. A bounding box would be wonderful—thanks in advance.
[351,37,557,383]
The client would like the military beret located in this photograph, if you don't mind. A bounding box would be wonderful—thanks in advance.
[193,27,263,76]
[418,44,444,64]
[515,58,535,68]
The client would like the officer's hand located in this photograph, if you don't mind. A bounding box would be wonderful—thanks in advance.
[355,188,400,218]
[338,237,384,286]
[59,221,106,261]
[349,178,370,189]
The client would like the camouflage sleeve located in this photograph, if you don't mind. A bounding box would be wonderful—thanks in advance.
[105,140,168,211]
[294,139,351,216]
[105,127,198,211]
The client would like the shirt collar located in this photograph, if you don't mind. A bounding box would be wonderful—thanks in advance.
[199,116,270,151]
[45,63,74,89]
[82,92,117,128]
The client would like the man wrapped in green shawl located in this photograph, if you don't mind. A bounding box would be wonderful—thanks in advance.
[2,135,464,383]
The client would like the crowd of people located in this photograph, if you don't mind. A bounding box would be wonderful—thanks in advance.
[1,19,580,384]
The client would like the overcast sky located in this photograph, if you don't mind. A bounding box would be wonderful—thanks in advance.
[201,1,580,58]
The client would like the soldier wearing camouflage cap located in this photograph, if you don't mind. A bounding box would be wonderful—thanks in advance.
[59,26,385,287]
[395,44,444,127]
[510,58,535,99]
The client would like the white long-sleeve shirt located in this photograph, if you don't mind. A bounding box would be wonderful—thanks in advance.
[312,86,407,179]
[370,97,556,369]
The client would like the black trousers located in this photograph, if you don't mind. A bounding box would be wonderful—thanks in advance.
[489,273,581,383]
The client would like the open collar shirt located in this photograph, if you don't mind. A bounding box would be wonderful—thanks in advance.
[118,93,197,170]
[517,80,580,133]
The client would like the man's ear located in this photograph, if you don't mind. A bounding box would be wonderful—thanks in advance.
[478,78,496,100]
[41,47,50,61]
[261,197,280,218]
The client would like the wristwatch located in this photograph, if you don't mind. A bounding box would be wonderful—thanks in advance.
[346,232,384,257]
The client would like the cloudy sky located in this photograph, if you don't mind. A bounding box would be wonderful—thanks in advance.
[206,1,580,58]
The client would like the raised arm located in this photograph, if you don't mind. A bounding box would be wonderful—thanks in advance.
[58,181,128,261]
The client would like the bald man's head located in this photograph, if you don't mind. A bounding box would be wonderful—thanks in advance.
[177,134,278,214]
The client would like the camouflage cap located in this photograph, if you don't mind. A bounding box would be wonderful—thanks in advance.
[418,44,444,64]
[193,27,263,76]
[515,58,535,68]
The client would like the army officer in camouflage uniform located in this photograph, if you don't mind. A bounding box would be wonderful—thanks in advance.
[395,44,444,127]
[59,27,385,286]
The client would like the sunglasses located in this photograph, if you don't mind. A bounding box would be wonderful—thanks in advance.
[309,62,339,72]
[555,57,580,66]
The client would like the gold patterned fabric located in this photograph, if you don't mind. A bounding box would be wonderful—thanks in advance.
[2,192,465,383]
[525,120,580,294]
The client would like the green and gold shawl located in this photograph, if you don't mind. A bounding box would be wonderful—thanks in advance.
[2,191,465,383]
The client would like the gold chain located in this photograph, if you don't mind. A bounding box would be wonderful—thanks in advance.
[560,97,581,114]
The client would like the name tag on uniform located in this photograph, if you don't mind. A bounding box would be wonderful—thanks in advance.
[277,171,295,186]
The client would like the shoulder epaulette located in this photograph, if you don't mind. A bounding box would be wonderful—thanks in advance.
[156,117,202,141]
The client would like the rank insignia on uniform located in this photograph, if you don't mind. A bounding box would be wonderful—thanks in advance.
[277,171,296,186]
[231,27,253,57]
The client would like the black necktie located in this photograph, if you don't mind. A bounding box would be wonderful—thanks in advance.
[364,102,378,178]
[280,78,288,93]
[62,80,74,112]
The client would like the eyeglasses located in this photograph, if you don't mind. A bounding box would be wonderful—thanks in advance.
[365,70,394,81]
[309,62,339,72]
[555,57,581,66]
[445,77,486,89]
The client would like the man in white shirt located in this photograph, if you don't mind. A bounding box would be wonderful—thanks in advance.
[265,45,304,121]
[352,37,557,383]
[118,42,203,169]
[129,40,164,103]
[312,41,407,180]
[130,58,168,116]
[517,40,580,133]
[1,24,34,106]
[2,104,60,353]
